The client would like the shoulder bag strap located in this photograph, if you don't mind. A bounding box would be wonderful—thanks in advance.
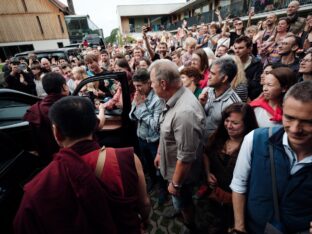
[95,146,106,178]
[269,128,280,222]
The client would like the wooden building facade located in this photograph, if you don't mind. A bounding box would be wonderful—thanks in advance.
[0,0,71,61]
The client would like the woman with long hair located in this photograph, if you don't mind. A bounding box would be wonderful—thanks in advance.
[191,48,209,89]
[228,55,248,102]
[203,103,258,233]
[31,63,46,98]
[114,58,135,97]
[250,67,297,127]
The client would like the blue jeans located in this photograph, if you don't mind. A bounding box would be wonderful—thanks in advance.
[172,183,194,211]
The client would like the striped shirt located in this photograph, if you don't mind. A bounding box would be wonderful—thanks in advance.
[234,83,248,103]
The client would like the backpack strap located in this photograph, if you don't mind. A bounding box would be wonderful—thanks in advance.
[269,128,280,222]
[95,146,106,178]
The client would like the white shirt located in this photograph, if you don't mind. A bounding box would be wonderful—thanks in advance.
[34,79,47,98]
[253,107,282,128]
[230,130,312,194]
[67,79,76,94]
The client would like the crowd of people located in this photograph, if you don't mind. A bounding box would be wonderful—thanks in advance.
[2,0,312,233]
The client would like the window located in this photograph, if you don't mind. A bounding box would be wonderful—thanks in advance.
[202,5,209,12]
[36,16,44,35]
[21,0,28,12]
[58,15,64,33]
[57,42,64,48]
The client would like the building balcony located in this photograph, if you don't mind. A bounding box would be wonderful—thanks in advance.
[123,0,311,35]
[165,0,311,32]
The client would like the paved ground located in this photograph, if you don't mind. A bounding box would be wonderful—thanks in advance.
[146,188,184,234]
[145,185,217,234]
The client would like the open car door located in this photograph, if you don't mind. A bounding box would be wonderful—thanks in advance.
[72,72,137,148]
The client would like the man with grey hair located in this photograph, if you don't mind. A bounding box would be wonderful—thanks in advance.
[287,0,306,35]
[230,81,312,233]
[150,59,205,232]
[199,57,241,139]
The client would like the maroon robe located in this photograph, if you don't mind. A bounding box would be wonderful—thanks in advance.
[23,93,65,163]
[14,140,141,234]
[80,142,141,234]
[13,141,117,234]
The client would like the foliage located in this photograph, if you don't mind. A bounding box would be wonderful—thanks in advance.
[104,28,136,46]
[104,28,119,45]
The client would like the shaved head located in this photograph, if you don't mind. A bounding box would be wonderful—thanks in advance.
[287,1,300,16]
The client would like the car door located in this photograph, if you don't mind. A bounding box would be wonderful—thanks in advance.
[72,72,138,148]
[0,89,42,233]
[0,89,41,152]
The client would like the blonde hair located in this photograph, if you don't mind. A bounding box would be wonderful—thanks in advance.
[245,25,258,36]
[227,55,247,88]
[183,37,197,49]
[72,66,88,80]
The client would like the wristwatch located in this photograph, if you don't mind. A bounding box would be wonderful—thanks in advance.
[171,181,182,190]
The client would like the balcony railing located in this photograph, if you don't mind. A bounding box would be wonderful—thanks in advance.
[220,0,312,18]
[128,0,312,33]
[163,11,215,31]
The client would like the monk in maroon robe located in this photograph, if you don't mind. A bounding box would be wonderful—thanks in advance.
[23,72,69,164]
[14,96,150,234]
[14,144,117,234]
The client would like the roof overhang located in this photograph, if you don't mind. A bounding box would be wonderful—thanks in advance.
[49,0,70,14]
[117,3,185,17]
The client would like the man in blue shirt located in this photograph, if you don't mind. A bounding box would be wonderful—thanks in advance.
[129,69,166,200]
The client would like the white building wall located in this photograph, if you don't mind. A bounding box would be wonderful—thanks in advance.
[0,39,70,50]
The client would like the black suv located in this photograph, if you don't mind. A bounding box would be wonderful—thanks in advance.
[14,47,82,62]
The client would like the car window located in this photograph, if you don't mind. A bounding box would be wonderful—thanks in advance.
[78,78,123,116]
[67,49,80,57]
[0,100,30,127]
[36,52,66,60]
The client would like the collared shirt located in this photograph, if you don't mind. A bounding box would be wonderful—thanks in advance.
[230,130,312,194]
[203,87,241,137]
[129,89,164,143]
[67,79,76,94]
[158,87,205,181]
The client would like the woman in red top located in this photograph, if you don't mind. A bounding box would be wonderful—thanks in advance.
[191,49,210,89]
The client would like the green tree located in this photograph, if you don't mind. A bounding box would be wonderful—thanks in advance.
[105,28,119,45]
